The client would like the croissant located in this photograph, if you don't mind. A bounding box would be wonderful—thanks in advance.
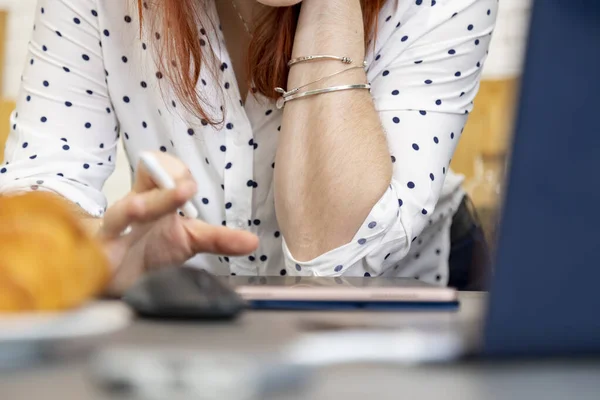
[0,192,110,312]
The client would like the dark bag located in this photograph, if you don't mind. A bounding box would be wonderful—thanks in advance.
[448,196,492,291]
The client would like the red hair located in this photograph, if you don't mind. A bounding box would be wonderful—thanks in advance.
[138,0,384,125]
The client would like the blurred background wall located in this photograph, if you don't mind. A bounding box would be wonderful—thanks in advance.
[1,0,532,238]
[0,0,131,206]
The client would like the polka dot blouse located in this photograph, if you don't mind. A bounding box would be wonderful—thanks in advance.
[0,0,496,284]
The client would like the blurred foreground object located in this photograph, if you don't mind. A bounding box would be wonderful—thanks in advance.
[91,347,311,400]
[0,192,110,312]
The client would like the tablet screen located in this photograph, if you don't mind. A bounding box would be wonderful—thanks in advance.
[219,276,457,305]
[222,276,439,289]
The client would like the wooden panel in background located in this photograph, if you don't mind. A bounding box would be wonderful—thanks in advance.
[0,100,15,163]
[451,78,520,180]
[451,78,520,243]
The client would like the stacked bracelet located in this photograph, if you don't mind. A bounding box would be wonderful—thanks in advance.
[276,84,371,109]
[274,65,365,98]
[288,55,353,67]
[276,55,369,109]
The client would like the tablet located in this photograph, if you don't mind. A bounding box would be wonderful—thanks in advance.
[222,276,459,311]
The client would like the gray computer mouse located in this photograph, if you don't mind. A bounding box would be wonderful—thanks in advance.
[122,267,246,320]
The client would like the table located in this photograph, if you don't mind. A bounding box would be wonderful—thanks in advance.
[1,292,600,399]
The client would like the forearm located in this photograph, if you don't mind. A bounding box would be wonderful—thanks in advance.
[275,0,392,260]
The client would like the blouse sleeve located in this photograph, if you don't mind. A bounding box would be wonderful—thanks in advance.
[282,0,497,276]
[0,0,118,217]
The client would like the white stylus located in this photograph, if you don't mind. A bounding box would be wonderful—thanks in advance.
[138,152,199,219]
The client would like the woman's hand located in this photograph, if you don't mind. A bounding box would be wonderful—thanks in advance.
[97,152,259,295]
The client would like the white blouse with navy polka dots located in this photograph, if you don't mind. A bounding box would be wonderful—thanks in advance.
[0,0,496,283]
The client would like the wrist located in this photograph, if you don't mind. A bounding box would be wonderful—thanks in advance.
[102,237,147,297]
[293,0,364,54]
[297,0,362,27]
[289,0,365,87]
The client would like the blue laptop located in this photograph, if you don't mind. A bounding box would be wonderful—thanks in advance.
[479,0,600,357]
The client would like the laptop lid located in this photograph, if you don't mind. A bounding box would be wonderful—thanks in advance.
[483,0,600,357]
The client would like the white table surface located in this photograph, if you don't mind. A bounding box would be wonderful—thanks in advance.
[1,292,600,400]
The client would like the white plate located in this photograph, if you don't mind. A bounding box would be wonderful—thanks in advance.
[0,301,132,342]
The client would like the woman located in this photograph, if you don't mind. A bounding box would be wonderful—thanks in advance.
[0,0,496,294]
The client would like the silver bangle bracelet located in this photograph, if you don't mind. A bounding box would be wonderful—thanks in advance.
[274,65,366,98]
[276,84,371,109]
[288,55,354,67]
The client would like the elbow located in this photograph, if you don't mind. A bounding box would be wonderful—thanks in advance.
[275,154,394,262]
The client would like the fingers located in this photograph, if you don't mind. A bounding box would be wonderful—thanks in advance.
[101,152,198,240]
[134,151,194,193]
[184,220,260,256]
[100,181,197,240]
